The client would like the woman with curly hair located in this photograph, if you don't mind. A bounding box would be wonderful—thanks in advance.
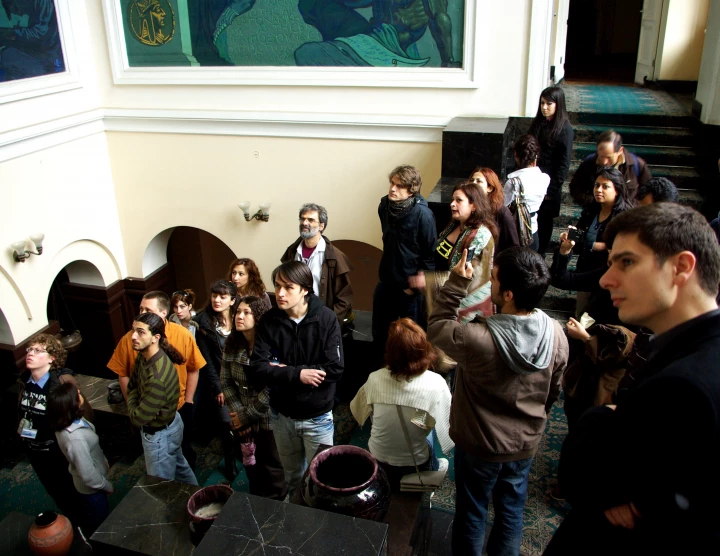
[228,258,271,309]
[410,181,497,323]
[221,295,287,500]
[469,167,520,253]
[169,288,198,338]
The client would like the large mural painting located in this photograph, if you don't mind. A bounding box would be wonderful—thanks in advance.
[122,0,465,68]
[0,0,65,83]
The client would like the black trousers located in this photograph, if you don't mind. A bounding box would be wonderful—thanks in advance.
[238,429,288,501]
[25,444,83,526]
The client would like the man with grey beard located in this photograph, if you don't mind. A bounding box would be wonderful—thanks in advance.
[281,203,354,328]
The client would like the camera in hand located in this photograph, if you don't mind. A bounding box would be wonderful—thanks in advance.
[567,226,581,243]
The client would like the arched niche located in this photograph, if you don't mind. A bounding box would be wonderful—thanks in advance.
[332,240,382,312]
[144,227,237,310]
[0,308,13,345]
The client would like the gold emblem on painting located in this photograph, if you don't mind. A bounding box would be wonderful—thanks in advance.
[129,0,175,46]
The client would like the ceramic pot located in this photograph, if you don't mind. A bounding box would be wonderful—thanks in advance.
[301,445,391,522]
[187,484,233,545]
[28,511,73,556]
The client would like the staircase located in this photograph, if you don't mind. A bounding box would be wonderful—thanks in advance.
[540,112,707,321]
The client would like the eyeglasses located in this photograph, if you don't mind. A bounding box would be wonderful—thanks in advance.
[299,217,318,224]
[26,347,48,355]
[173,290,189,298]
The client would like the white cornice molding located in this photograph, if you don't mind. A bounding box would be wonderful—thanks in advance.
[102,109,448,142]
[0,109,105,163]
[0,108,514,162]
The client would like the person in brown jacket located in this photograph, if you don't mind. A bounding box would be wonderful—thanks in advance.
[281,203,354,328]
[428,246,569,556]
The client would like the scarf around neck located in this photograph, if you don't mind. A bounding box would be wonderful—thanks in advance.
[388,196,416,218]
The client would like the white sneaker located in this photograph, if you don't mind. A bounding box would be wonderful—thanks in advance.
[437,458,449,473]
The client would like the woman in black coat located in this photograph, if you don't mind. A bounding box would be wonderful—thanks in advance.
[529,86,574,254]
[551,167,635,324]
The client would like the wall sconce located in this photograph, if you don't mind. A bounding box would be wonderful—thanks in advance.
[12,233,45,262]
[238,202,271,222]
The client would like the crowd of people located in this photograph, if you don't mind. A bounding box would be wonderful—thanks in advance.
[15,86,720,554]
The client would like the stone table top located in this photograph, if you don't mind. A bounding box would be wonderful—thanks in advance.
[194,492,388,556]
[91,475,200,556]
[75,374,128,416]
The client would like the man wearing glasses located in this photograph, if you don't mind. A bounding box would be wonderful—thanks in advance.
[107,290,205,468]
[281,203,354,329]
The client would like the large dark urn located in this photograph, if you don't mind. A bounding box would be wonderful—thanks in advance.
[301,445,390,521]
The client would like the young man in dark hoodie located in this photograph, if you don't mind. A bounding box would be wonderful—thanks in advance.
[372,165,437,365]
[249,261,344,495]
[428,247,569,555]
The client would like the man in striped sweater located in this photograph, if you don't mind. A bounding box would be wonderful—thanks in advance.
[127,312,198,485]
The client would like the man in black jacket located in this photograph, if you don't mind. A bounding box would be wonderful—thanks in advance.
[544,203,720,555]
[372,165,437,364]
[249,261,344,495]
[568,130,652,206]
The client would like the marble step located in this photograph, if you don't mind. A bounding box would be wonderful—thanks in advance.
[574,124,695,147]
[573,142,700,167]
[567,160,703,191]
[570,112,696,128]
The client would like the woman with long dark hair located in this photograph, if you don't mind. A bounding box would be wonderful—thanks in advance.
[529,86,574,254]
[221,296,287,500]
[195,279,239,480]
[350,318,453,491]
[228,258,271,309]
[469,167,520,253]
[47,382,112,535]
[504,134,551,252]
[411,182,497,323]
[551,166,635,323]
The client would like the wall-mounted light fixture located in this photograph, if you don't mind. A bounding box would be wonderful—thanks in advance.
[238,202,271,222]
[12,233,45,263]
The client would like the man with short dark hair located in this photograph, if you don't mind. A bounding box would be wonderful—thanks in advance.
[569,130,652,205]
[372,165,437,362]
[636,176,679,205]
[281,203,354,327]
[107,290,205,467]
[544,203,720,555]
[428,247,569,555]
[249,261,344,495]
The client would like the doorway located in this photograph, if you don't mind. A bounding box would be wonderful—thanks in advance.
[564,0,644,83]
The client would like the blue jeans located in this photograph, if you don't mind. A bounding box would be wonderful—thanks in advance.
[452,447,533,556]
[141,412,198,485]
[269,408,334,495]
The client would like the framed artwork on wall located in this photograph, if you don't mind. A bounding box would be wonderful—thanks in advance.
[0,0,80,104]
[103,0,479,87]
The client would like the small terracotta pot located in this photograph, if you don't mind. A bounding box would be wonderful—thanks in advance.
[28,511,73,556]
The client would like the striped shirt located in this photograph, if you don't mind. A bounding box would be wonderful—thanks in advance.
[127,349,179,428]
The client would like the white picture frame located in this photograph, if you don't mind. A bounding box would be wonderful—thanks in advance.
[101,0,480,89]
[0,0,82,104]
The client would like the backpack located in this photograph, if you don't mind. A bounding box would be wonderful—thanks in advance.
[506,177,534,247]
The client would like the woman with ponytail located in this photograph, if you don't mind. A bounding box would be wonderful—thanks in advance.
[127,312,197,485]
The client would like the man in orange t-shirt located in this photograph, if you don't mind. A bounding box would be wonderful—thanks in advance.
[108,290,205,467]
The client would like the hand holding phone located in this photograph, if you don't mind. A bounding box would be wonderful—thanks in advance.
[567,226,581,242]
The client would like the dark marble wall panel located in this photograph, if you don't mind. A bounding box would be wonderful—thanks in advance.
[440,117,509,179]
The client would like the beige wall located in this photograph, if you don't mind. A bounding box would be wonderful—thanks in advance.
[0,0,542,346]
[0,134,127,344]
[106,131,441,287]
[657,0,710,81]
[696,0,720,124]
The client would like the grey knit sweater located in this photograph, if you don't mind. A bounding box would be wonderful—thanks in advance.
[55,418,111,495]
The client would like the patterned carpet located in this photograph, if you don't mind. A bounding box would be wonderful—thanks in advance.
[561,82,689,116]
